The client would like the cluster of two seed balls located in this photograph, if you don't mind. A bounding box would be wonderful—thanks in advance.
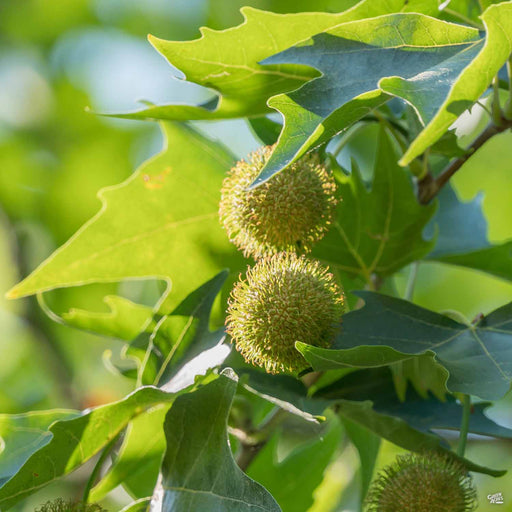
[220,148,479,510]
[219,146,345,374]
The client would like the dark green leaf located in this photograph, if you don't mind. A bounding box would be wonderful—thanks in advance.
[157,369,281,511]
[319,368,512,440]
[317,368,510,476]
[238,369,329,421]
[336,400,504,476]
[427,185,512,281]
[298,291,512,400]
[0,382,209,510]
[141,270,229,386]
[313,129,436,280]
[247,420,341,512]
[341,418,380,504]
[427,186,489,258]
[0,410,79,481]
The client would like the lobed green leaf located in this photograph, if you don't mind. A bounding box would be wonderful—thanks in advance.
[156,369,281,511]
[401,2,512,164]
[7,123,243,313]
[316,368,511,476]
[427,186,512,282]
[0,410,79,483]
[298,291,512,400]
[111,0,421,122]
[254,13,479,184]
[313,129,436,281]
[0,382,211,510]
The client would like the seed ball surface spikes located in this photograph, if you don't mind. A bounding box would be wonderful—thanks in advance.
[34,499,107,512]
[219,145,337,259]
[226,253,345,374]
[365,452,477,512]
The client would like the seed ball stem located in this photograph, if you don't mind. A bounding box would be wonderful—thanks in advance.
[365,452,477,512]
[219,146,338,259]
[226,253,345,374]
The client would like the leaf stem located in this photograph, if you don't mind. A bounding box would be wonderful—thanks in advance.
[457,394,471,457]
[492,75,502,126]
[505,55,512,120]
[405,262,419,302]
[440,309,471,326]
[83,433,120,503]
[475,100,493,117]
[235,407,288,471]
[374,110,426,178]
[442,8,483,29]
[373,111,407,153]
[331,123,366,158]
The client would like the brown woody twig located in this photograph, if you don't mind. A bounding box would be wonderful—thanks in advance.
[418,117,512,204]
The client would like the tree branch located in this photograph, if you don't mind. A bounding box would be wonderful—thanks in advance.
[418,119,512,204]
[235,407,288,472]
[1,209,80,407]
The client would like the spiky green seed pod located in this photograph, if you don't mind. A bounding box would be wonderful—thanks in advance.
[365,452,477,512]
[226,252,344,374]
[34,499,107,512]
[219,146,337,259]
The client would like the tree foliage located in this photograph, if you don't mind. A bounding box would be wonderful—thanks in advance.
[2,1,512,511]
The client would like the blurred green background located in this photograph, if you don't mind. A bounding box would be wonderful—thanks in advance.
[1,1,511,511]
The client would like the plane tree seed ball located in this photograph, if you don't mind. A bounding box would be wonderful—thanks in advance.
[34,500,107,512]
[226,253,345,374]
[365,452,477,512]
[219,146,338,259]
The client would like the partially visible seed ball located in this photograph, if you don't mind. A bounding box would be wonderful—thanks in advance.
[219,146,337,259]
[365,452,477,512]
[34,499,107,512]
[226,252,345,374]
